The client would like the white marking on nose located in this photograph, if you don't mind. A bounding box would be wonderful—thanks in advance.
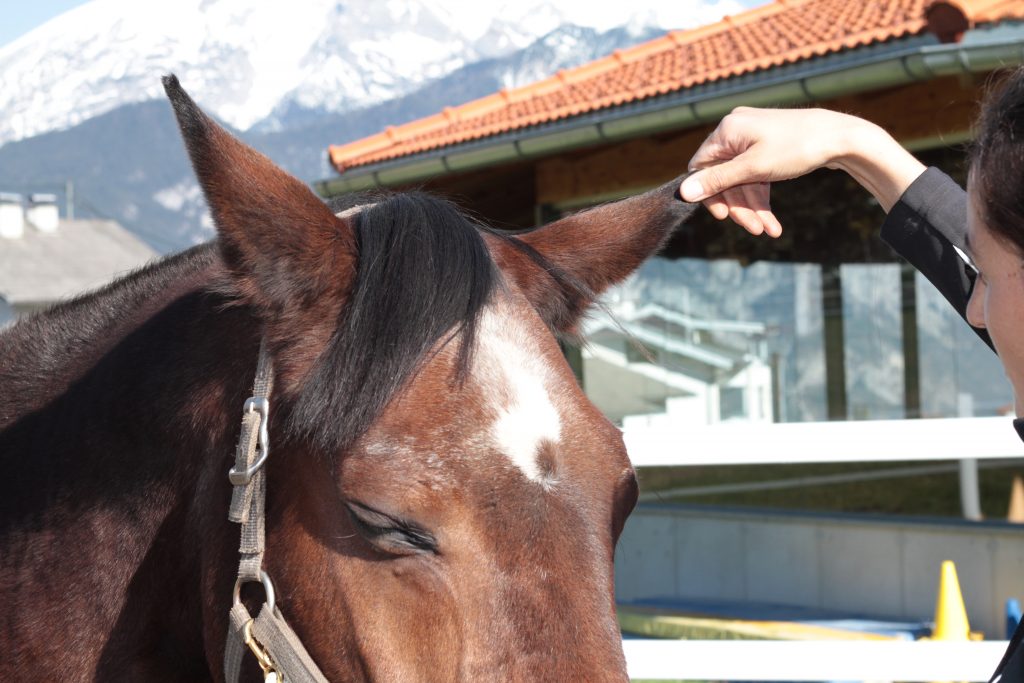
[477,303,562,483]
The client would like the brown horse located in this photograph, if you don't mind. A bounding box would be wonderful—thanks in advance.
[0,75,696,681]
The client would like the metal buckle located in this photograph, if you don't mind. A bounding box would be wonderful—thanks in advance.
[228,397,270,486]
[242,619,281,681]
[234,570,280,679]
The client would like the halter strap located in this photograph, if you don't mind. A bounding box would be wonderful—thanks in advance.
[224,339,329,683]
[226,203,374,681]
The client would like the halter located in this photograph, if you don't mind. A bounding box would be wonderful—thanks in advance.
[223,341,329,683]
[223,205,374,682]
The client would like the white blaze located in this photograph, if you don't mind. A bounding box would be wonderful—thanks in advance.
[477,303,562,483]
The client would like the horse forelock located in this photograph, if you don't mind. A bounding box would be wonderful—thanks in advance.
[285,191,499,459]
[284,191,608,470]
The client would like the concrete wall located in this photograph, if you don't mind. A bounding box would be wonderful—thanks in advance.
[615,504,1024,638]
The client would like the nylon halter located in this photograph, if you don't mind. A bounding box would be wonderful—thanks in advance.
[223,205,372,682]
[223,340,329,683]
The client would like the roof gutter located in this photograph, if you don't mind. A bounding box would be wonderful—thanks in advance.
[314,23,1024,198]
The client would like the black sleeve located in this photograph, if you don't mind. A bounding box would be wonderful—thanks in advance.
[990,618,1024,682]
[879,167,994,351]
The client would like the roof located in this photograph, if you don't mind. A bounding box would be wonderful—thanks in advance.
[0,220,157,305]
[327,0,1024,174]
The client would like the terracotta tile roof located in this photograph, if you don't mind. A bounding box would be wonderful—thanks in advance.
[959,0,1024,21]
[328,0,1024,173]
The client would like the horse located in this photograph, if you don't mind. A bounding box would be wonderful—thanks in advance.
[0,75,696,681]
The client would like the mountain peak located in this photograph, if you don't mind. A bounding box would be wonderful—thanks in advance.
[0,0,744,147]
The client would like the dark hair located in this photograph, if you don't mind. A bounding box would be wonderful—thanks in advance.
[286,191,498,455]
[969,67,1024,251]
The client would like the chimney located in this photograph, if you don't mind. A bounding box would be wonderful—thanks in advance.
[925,1,970,44]
[0,193,24,239]
[26,193,59,233]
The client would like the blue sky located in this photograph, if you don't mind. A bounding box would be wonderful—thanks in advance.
[0,0,89,49]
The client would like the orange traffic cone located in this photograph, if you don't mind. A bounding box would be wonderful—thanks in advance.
[931,560,971,641]
[1008,476,1024,523]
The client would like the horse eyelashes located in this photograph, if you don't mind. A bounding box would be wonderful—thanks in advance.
[345,503,438,554]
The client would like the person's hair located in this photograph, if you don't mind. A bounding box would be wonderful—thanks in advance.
[969,67,1024,252]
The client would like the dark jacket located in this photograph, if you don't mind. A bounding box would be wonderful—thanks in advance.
[880,167,1024,683]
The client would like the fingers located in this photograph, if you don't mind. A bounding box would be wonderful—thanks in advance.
[704,195,730,221]
[685,128,728,175]
[699,183,783,238]
[726,186,764,236]
[681,159,758,203]
[761,209,783,239]
[681,175,707,203]
[741,183,782,238]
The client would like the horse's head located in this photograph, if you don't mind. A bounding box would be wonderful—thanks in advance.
[164,76,696,681]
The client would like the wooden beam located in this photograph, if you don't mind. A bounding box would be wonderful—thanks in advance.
[821,264,847,421]
[827,75,981,147]
[536,126,714,207]
[409,74,986,228]
[534,75,983,209]
[411,161,537,229]
[901,264,921,419]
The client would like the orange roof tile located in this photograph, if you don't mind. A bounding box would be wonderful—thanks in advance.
[328,0,1024,173]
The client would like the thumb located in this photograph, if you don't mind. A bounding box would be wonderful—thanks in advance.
[681,161,755,202]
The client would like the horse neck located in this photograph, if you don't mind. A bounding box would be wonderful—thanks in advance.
[0,243,260,669]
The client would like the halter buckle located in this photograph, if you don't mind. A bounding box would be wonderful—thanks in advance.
[228,397,270,486]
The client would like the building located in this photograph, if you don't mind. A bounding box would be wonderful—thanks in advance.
[317,0,1024,427]
[584,302,773,427]
[0,193,156,326]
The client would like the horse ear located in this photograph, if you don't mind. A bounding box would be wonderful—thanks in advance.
[162,75,355,324]
[496,176,698,334]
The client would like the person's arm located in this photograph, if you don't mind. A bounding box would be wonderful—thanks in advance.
[682,106,990,347]
[681,107,926,236]
[880,168,992,349]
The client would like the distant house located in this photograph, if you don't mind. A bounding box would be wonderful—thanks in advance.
[0,193,156,326]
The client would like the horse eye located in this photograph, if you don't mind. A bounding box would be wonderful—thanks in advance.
[346,502,437,554]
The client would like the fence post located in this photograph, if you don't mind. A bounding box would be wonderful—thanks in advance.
[958,394,983,520]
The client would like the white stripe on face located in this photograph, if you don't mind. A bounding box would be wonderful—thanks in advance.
[476,302,562,484]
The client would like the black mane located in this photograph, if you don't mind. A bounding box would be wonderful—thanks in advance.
[287,191,498,455]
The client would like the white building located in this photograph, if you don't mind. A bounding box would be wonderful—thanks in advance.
[0,193,156,326]
[582,302,773,428]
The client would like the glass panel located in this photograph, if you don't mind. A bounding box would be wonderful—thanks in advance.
[916,270,1012,416]
[841,263,904,420]
[576,145,1011,426]
[584,257,827,427]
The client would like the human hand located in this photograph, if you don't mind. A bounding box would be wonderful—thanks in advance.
[681,107,874,237]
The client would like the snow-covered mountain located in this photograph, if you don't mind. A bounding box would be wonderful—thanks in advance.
[0,19,674,251]
[0,0,744,146]
[0,0,749,250]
